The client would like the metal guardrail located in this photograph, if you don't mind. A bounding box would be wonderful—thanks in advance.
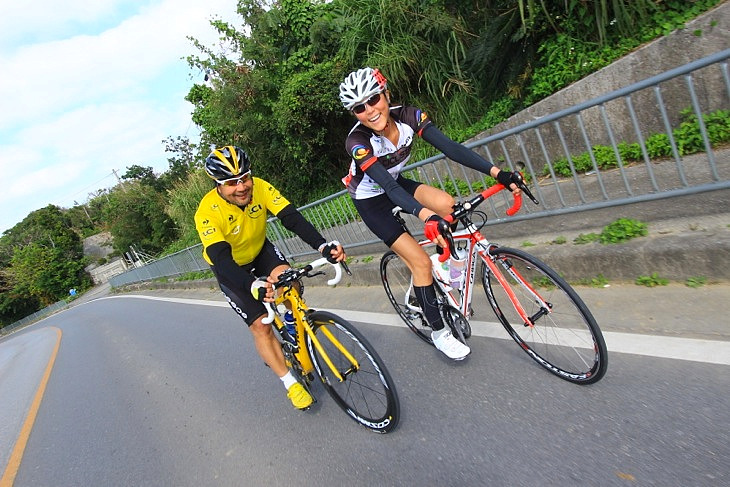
[107,49,730,288]
[0,299,69,337]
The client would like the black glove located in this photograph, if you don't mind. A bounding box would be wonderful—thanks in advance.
[319,241,340,264]
[496,170,522,190]
[250,279,269,301]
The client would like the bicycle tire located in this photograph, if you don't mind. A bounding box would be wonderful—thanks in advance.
[481,247,608,384]
[380,250,433,344]
[306,310,400,433]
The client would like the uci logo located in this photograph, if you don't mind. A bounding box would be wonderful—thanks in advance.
[248,203,264,218]
[202,228,216,236]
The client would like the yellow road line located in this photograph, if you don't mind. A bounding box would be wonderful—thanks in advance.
[1,327,62,487]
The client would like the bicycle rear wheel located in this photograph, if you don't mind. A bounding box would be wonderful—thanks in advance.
[380,250,432,344]
[481,247,608,384]
[306,310,400,433]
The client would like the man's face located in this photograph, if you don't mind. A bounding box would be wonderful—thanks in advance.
[216,172,253,207]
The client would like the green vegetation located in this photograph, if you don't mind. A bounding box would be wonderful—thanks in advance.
[572,218,649,245]
[636,273,669,287]
[574,233,601,245]
[685,276,707,288]
[521,241,536,247]
[361,255,374,264]
[574,274,610,288]
[599,218,648,244]
[551,236,567,245]
[533,276,556,289]
[175,270,215,281]
[1,0,722,328]
[546,109,730,177]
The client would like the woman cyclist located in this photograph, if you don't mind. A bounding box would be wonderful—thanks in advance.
[339,67,521,360]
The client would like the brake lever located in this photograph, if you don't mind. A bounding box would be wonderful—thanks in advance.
[341,261,352,276]
[519,181,539,205]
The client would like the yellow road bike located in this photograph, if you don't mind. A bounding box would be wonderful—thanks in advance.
[262,257,400,433]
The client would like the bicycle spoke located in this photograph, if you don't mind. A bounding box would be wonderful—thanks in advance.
[307,311,400,433]
[380,251,433,343]
[483,248,608,384]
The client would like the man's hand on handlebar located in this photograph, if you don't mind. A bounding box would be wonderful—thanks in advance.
[250,278,275,303]
[319,240,347,264]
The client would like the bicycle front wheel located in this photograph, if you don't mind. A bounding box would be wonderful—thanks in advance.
[306,311,400,433]
[481,247,608,384]
[380,250,432,344]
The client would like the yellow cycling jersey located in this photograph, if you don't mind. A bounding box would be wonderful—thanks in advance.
[194,177,290,266]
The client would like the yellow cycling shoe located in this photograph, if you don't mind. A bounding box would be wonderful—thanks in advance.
[287,382,313,410]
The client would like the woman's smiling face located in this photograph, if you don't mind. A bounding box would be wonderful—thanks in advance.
[353,92,389,132]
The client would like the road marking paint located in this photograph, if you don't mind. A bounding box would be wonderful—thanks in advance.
[1,327,62,487]
[105,295,730,366]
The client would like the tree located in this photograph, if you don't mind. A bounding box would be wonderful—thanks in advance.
[103,181,177,255]
[0,205,91,325]
[123,164,163,191]
[160,136,203,188]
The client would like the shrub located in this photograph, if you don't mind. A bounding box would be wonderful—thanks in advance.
[636,273,669,287]
[599,218,648,244]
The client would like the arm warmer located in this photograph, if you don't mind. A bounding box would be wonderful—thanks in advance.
[277,204,327,250]
[205,240,255,289]
[363,162,425,217]
[421,124,495,175]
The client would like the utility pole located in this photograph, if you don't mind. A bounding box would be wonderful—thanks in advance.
[74,200,93,224]
[112,169,127,192]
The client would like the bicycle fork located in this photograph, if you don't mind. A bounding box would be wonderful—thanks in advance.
[485,254,552,327]
[304,316,360,382]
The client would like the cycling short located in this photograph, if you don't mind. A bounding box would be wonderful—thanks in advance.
[353,176,422,247]
[212,239,289,326]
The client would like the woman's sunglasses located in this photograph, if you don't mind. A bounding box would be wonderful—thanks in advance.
[217,171,252,187]
[352,93,383,114]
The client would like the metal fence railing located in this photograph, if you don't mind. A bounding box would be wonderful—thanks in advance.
[0,299,69,337]
[104,49,729,288]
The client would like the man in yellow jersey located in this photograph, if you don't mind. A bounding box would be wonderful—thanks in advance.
[195,145,346,409]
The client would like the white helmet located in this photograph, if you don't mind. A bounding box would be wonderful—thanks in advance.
[339,67,388,110]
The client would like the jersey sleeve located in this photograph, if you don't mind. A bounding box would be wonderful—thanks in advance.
[394,105,432,137]
[195,201,225,249]
[258,179,291,216]
[345,130,378,172]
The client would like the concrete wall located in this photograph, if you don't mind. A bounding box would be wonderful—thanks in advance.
[467,1,730,169]
[88,258,128,284]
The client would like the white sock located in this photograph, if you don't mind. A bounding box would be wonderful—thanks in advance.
[280,371,297,390]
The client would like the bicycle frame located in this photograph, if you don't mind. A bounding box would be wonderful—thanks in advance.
[420,223,549,330]
[263,259,359,383]
[404,180,548,329]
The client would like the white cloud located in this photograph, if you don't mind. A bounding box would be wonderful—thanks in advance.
[0,0,239,234]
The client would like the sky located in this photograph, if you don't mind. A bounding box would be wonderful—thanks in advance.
[0,0,241,235]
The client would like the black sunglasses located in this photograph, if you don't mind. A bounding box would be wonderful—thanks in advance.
[352,93,383,114]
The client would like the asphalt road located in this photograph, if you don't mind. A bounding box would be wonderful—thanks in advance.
[1,293,728,486]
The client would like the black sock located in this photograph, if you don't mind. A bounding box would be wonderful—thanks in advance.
[414,284,444,330]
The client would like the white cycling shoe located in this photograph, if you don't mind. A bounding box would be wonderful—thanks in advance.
[432,329,470,361]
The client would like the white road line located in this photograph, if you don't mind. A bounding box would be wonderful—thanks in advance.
[107,295,730,366]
